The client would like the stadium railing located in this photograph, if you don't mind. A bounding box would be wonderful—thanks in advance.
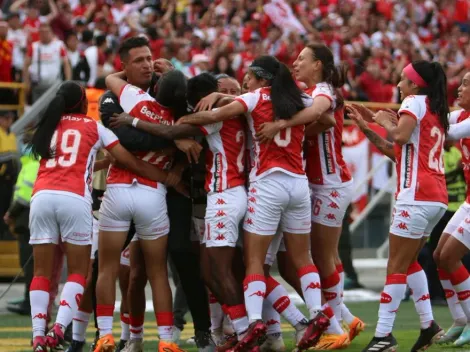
[0,82,27,116]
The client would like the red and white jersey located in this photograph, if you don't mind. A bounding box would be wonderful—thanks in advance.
[107,84,174,189]
[235,87,311,181]
[304,82,352,187]
[395,95,447,207]
[199,117,246,193]
[33,114,118,203]
[27,40,67,84]
[450,109,470,202]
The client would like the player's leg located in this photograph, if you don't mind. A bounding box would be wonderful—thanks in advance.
[117,247,131,351]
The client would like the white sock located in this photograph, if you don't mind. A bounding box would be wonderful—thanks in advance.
[375,274,406,337]
[263,299,282,335]
[156,312,174,342]
[120,313,130,341]
[297,265,322,319]
[72,310,91,342]
[56,274,86,328]
[130,315,144,340]
[322,303,344,335]
[438,269,466,325]
[209,293,224,332]
[243,274,266,322]
[30,276,50,338]
[407,262,433,329]
[322,271,342,321]
[450,265,470,320]
[96,305,114,337]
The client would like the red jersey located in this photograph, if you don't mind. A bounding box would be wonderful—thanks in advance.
[199,118,246,193]
[304,83,351,187]
[395,95,447,207]
[450,109,470,202]
[106,84,174,189]
[235,87,311,181]
[33,114,118,202]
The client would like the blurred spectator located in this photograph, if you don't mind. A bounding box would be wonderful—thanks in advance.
[84,34,106,87]
[6,12,26,82]
[23,23,71,103]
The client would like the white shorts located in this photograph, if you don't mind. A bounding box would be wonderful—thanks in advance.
[265,231,286,266]
[91,217,99,259]
[99,184,169,240]
[310,182,353,227]
[120,246,130,266]
[191,217,206,243]
[243,172,311,235]
[390,203,446,239]
[30,192,92,246]
[444,202,470,235]
[205,186,247,248]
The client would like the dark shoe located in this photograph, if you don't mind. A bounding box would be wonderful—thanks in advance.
[362,334,398,352]
[116,339,127,352]
[411,321,444,351]
[195,331,216,352]
[64,323,73,345]
[65,340,85,352]
[7,301,31,315]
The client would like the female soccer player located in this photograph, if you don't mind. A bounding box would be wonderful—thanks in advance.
[177,55,333,351]
[346,60,449,352]
[28,81,175,352]
[432,71,470,346]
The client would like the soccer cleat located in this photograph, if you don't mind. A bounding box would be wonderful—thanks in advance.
[121,339,143,352]
[93,334,116,352]
[232,320,267,352]
[347,317,365,342]
[46,323,66,350]
[158,341,185,352]
[297,312,330,351]
[454,324,470,347]
[195,331,216,352]
[410,321,444,351]
[260,333,285,352]
[216,334,237,352]
[362,334,398,352]
[116,339,127,352]
[310,333,349,350]
[223,316,235,336]
[65,340,86,352]
[436,324,465,345]
[33,336,47,352]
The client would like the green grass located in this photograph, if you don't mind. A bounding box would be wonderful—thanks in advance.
[0,301,467,351]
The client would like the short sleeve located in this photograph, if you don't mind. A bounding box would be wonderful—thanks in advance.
[235,90,260,113]
[97,123,119,150]
[448,109,464,125]
[200,121,223,135]
[311,83,334,109]
[398,96,423,121]
[119,84,152,114]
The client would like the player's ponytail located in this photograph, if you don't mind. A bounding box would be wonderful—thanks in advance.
[250,55,305,120]
[306,43,347,110]
[156,70,188,120]
[30,81,86,159]
[411,60,449,134]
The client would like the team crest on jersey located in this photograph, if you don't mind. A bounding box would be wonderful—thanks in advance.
[403,144,414,188]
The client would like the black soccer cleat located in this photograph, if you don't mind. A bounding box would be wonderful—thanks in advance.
[362,334,398,352]
[410,321,444,352]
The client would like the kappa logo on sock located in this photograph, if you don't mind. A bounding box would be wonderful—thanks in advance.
[266,319,279,326]
[416,294,430,302]
[33,313,47,320]
[273,296,290,312]
[75,293,83,307]
[305,282,321,291]
[444,289,455,299]
[380,292,392,304]
[249,291,265,298]
[457,290,470,301]
[323,291,337,301]
[60,300,71,309]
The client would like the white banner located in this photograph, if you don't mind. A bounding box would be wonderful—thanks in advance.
[263,0,307,35]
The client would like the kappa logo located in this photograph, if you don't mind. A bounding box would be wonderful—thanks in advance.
[60,300,71,309]
[266,319,279,326]
[380,292,392,304]
[305,282,321,291]
[215,234,226,241]
[325,213,336,220]
[400,210,410,218]
[397,222,408,230]
[216,199,226,205]
[33,313,47,320]
[328,202,339,209]
[245,218,253,225]
[330,190,340,198]
[416,294,430,302]
[216,210,226,217]
[248,206,255,214]
[248,196,256,203]
[102,97,113,104]
[249,291,265,297]
[465,218,470,224]
[216,222,225,229]
[458,227,464,234]
[250,188,257,194]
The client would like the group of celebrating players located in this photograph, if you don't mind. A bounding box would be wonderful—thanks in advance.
[22,33,470,352]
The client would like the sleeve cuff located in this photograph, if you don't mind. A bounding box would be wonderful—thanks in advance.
[199,126,209,135]
[105,140,120,150]
[235,98,248,112]
[398,109,418,121]
[315,93,333,103]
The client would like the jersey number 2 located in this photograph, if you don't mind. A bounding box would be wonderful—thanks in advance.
[428,126,444,173]
[45,129,81,168]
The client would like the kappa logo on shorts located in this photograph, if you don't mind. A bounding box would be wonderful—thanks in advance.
[248,196,256,203]
[330,190,340,198]
[465,218,470,224]
[399,210,410,218]
[216,222,225,229]
[328,202,339,209]
[216,210,226,217]
[245,218,253,225]
[325,213,336,220]
[215,234,226,241]
[458,227,464,234]
[397,222,408,230]
[102,97,113,104]
[250,188,257,194]
[216,198,226,205]
[248,206,255,213]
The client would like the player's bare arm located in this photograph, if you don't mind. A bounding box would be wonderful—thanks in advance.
[109,112,203,140]
[105,71,128,98]
[374,111,415,146]
[179,100,245,125]
[195,92,236,111]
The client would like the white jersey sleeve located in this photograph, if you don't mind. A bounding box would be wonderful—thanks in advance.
[311,82,335,109]
[97,123,119,149]
[398,95,426,121]
[448,109,464,125]
[448,115,470,141]
[200,121,223,136]
[236,90,261,113]
[119,84,148,113]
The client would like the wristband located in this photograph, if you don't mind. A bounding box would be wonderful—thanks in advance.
[132,118,139,127]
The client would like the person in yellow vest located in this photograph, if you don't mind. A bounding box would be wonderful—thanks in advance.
[4,147,39,315]
[0,111,19,238]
